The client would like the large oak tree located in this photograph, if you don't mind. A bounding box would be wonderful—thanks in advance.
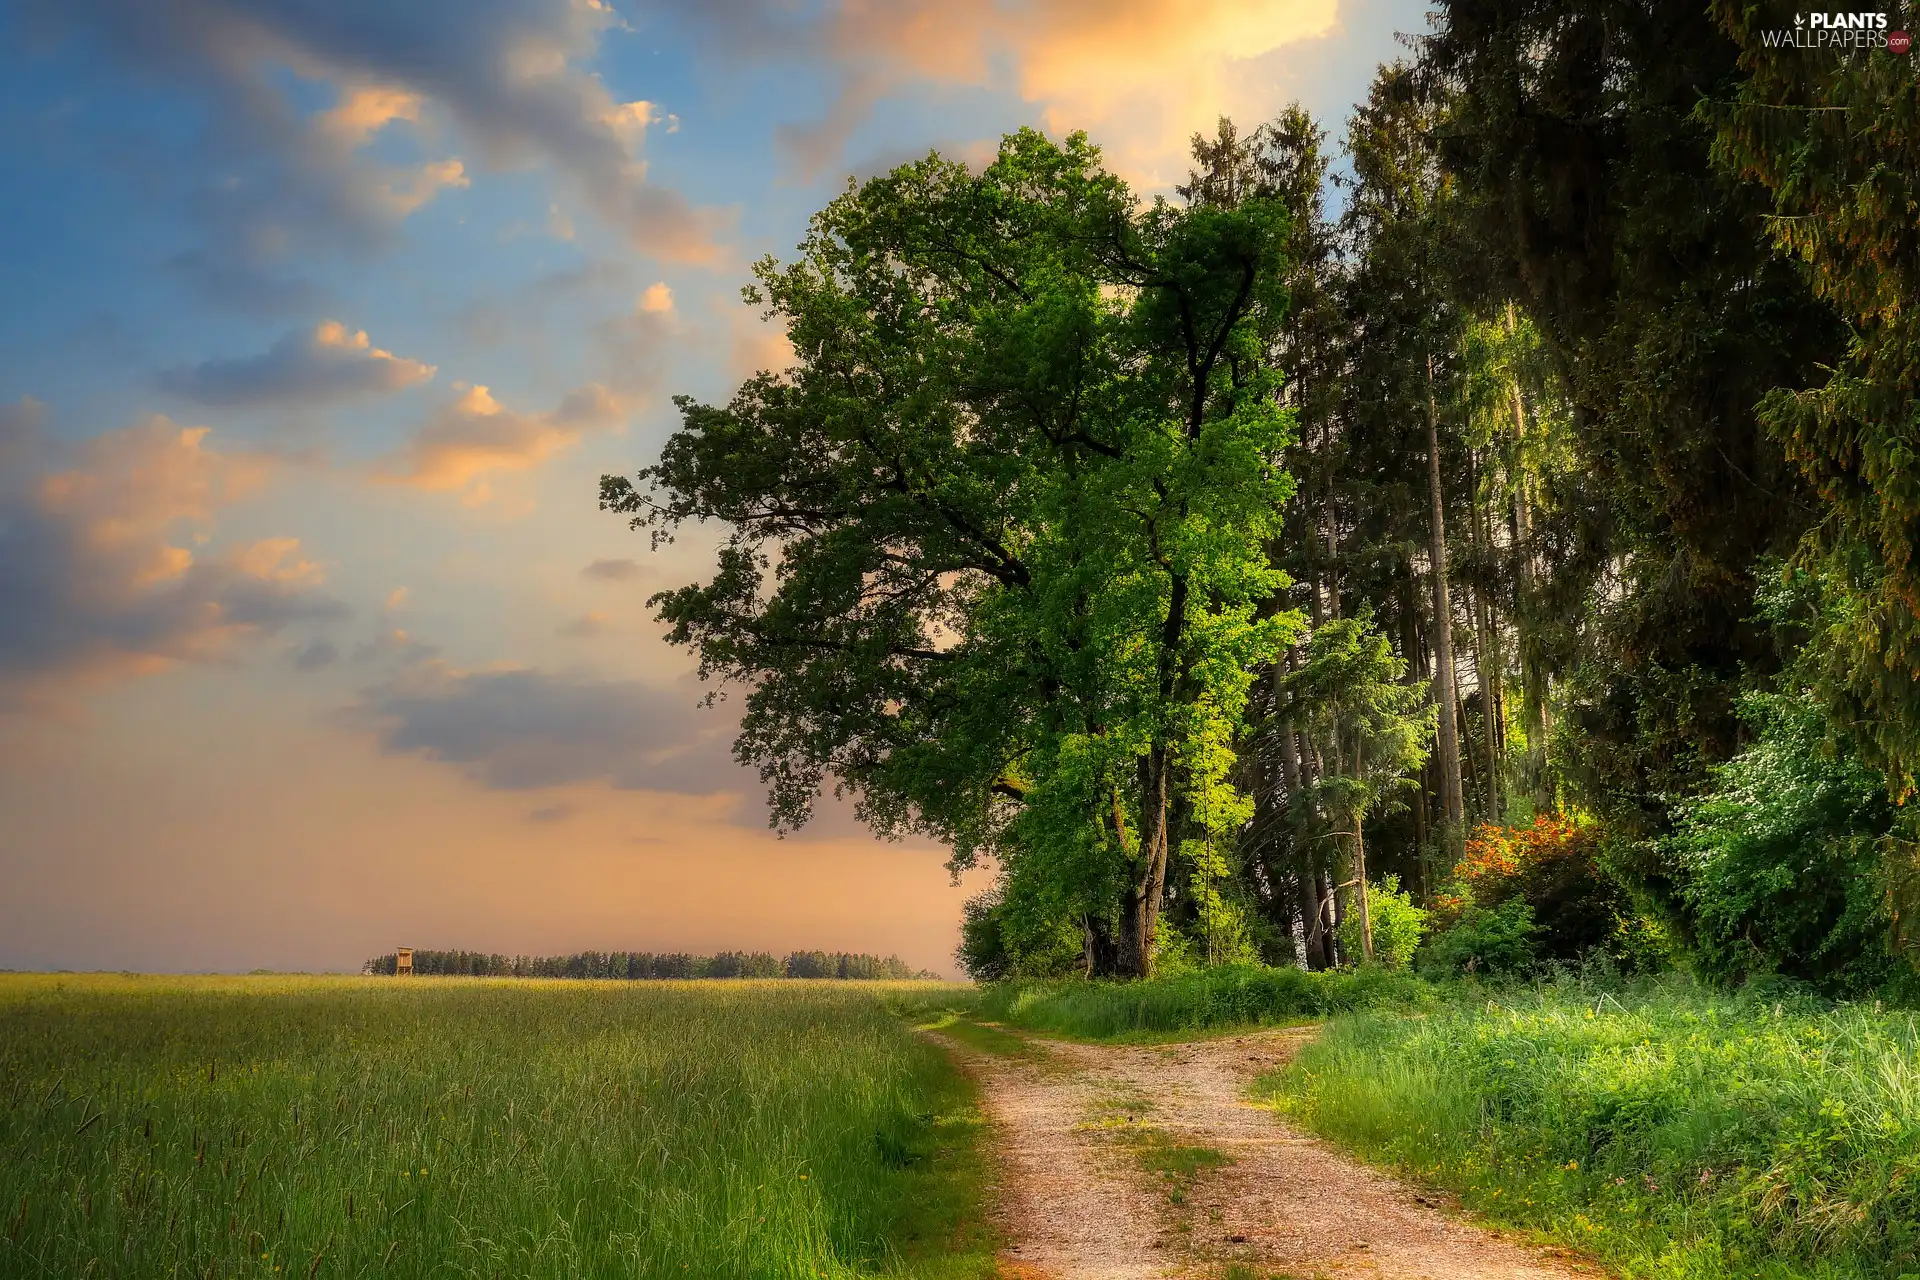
[604,130,1300,976]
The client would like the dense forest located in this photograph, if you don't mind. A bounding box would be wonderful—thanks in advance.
[605,0,1920,994]
[363,949,931,980]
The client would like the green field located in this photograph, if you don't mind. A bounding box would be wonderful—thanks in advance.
[0,975,994,1280]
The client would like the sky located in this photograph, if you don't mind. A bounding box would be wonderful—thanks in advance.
[0,0,1429,976]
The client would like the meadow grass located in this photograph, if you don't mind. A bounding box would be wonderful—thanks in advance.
[0,975,995,1280]
[974,964,1434,1041]
[1260,979,1920,1279]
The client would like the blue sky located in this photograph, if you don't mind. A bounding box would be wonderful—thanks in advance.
[0,0,1428,974]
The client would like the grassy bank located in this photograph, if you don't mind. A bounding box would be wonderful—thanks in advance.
[975,964,1434,1040]
[1261,981,1920,1279]
[0,975,993,1280]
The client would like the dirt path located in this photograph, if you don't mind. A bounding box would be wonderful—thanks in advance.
[941,1026,1601,1280]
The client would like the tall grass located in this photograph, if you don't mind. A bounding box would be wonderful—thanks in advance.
[0,975,993,1280]
[976,964,1434,1040]
[1263,980,1920,1279]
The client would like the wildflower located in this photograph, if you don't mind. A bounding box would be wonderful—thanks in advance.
[1564,1160,1578,1171]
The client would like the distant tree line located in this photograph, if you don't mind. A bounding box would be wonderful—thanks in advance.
[362,949,934,980]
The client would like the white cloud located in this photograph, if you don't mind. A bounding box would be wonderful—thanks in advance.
[30,0,729,299]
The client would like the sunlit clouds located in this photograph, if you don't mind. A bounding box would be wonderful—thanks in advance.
[158,322,436,407]
[638,282,675,314]
[718,0,1343,187]
[377,384,626,500]
[0,0,1415,973]
[0,416,338,707]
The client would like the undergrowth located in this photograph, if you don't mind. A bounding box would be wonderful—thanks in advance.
[975,964,1435,1040]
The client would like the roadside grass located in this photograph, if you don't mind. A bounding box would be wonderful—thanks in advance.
[977,965,1434,1041]
[1258,979,1920,1280]
[0,974,996,1280]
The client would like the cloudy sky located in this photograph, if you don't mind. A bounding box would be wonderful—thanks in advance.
[0,0,1426,975]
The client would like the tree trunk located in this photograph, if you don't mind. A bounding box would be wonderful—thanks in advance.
[1425,351,1466,840]
[1352,737,1373,963]
[1083,914,1121,977]
[1457,676,1481,823]
[1354,819,1373,963]
[1273,675,1315,968]
[1323,866,1343,966]
[1295,867,1325,969]
[1328,729,1354,955]
[1505,303,1552,813]
[1118,746,1172,978]
[1465,449,1502,824]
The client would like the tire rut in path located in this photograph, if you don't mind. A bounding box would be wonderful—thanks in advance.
[938,1026,1603,1280]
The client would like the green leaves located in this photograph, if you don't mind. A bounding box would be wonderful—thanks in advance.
[1276,613,1435,824]
[1665,691,1909,996]
[1707,5,1920,799]
[608,129,1303,968]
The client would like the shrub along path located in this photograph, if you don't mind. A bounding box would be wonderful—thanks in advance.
[939,1023,1600,1280]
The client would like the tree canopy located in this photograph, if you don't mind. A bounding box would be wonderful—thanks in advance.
[606,129,1302,976]
[606,6,1920,997]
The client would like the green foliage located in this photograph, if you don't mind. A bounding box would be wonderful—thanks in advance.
[1264,981,1920,1279]
[1418,899,1538,979]
[1708,12,1920,800]
[955,891,1084,982]
[1275,613,1434,959]
[1277,615,1434,829]
[1338,876,1427,971]
[609,127,1302,976]
[975,964,1435,1040]
[1665,692,1913,998]
[0,975,994,1280]
[1450,816,1630,963]
[1425,0,1843,838]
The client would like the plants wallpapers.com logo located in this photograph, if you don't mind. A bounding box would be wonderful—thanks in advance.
[1761,11,1913,48]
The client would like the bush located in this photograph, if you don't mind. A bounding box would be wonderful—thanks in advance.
[1452,815,1627,961]
[1338,876,1428,970]
[1666,691,1914,998]
[1418,899,1537,977]
[955,892,1085,981]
